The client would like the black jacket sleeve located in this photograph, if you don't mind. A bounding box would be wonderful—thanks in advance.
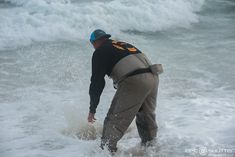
[89,51,106,113]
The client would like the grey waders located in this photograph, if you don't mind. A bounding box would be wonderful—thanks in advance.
[101,53,162,152]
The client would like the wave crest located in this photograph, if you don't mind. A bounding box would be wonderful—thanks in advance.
[0,0,205,50]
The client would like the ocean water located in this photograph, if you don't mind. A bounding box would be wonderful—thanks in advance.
[0,0,235,157]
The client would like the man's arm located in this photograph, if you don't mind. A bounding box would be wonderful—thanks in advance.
[89,52,106,114]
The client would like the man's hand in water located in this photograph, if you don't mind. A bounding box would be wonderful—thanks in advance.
[88,113,96,123]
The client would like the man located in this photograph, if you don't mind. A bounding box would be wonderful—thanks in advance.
[87,29,162,153]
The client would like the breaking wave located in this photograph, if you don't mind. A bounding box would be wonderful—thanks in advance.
[0,0,205,50]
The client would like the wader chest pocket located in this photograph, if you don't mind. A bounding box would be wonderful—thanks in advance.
[150,64,163,75]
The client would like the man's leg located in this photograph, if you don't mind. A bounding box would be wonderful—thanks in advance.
[136,75,159,145]
[101,74,154,152]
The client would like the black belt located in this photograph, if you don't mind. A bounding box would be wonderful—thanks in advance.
[127,68,152,78]
[113,68,152,89]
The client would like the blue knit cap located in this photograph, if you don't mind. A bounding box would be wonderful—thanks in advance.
[90,29,111,43]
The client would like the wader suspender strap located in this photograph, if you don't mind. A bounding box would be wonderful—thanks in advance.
[134,53,151,67]
[134,53,163,76]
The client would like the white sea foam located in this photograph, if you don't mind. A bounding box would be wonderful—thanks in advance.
[1,1,235,157]
[62,105,103,140]
[0,0,205,50]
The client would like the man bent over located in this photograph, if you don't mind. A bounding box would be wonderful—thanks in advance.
[87,29,162,153]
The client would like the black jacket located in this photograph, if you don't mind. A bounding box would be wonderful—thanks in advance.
[89,39,142,113]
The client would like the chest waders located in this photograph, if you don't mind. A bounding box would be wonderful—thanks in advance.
[101,53,163,152]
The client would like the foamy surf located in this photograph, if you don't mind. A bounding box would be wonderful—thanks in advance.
[61,105,136,141]
[61,105,103,140]
[0,0,205,50]
[1,0,235,157]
